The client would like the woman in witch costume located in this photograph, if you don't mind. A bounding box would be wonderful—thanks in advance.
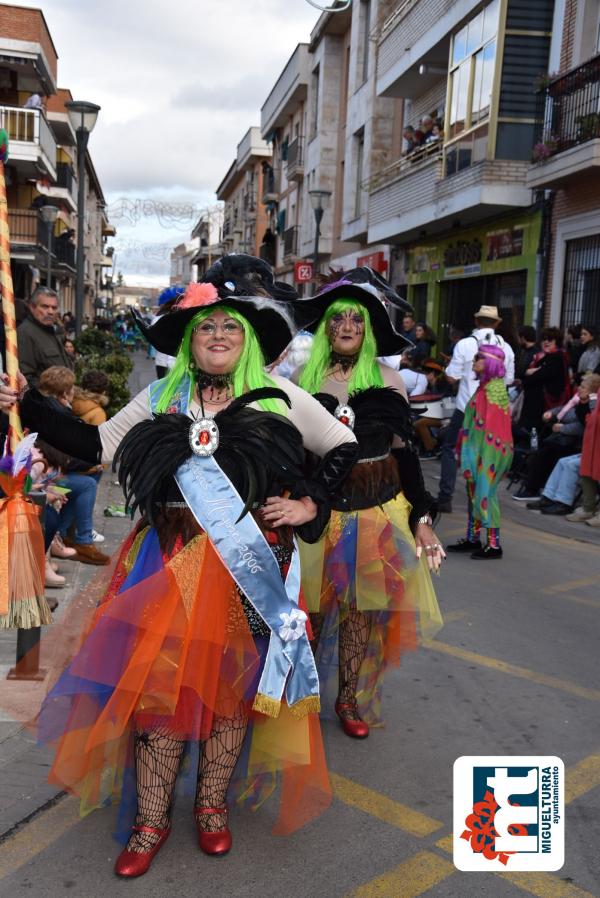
[293,269,444,739]
[3,255,358,877]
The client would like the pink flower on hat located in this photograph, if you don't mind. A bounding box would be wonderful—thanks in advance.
[176,282,219,309]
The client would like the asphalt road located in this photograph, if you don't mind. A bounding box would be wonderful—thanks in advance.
[0,355,599,898]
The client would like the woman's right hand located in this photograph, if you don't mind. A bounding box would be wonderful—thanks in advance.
[0,371,27,411]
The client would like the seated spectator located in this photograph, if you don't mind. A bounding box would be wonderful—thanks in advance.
[412,322,437,366]
[72,370,110,425]
[413,360,450,457]
[513,373,599,501]
[520,326,571,431]
[398,352,428,396]
[526,454,583,516]
[38,366,109,565]
[578,325,600,377]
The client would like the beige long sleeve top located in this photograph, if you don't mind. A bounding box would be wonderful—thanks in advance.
[97,374,356,464]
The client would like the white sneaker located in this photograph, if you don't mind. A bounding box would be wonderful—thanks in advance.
[92,530,105,543]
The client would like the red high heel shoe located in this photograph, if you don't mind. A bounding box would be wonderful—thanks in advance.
[114,825,171,878]
[335,700,369,739]
[194,806,232,856]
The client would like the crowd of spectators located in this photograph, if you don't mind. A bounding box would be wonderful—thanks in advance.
[402,113,444,156]
[383,307,600,529]
[0,287,121,610]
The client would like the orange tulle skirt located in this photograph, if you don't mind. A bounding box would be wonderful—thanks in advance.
[37,523,330,840]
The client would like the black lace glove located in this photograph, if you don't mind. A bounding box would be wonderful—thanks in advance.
[291,440,359,543]
[391,445,438,533]
[20,389,103,465]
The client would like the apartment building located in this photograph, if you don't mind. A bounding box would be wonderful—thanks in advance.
[528,0,600,328]
[260,43,311,282]
[190,206,224,280]
[0,2,112,316]
[170,239,200,286]
[217,127,271,258]
[368,0,555,344]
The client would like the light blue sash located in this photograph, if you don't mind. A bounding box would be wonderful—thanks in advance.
[149,376,320,719]
[175,455,319,718]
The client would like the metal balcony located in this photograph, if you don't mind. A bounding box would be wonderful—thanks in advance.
[283,225,299,258]
[8,209,50,250]
[0,105,57,178]
[529,54,600,187]
[286,137,304,182]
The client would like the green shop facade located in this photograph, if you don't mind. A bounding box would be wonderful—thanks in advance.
[406,209,541,353]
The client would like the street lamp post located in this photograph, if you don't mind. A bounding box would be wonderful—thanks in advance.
[308,189,332,287]
[65,100,101,336]
[39,204,59,289]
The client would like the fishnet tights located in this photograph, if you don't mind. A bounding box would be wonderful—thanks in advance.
[195,702,248,832]
[127,728,185,853]
[338,609,371,720]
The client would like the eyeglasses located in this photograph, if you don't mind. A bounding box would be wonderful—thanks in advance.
[194,320,243,336]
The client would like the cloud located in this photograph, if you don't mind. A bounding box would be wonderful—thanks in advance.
[17,0,321,277]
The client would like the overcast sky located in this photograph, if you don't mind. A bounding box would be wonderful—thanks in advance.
[19,0,321,284]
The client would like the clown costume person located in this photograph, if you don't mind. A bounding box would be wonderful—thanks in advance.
[0,255,359,878]
[448,344,514,559]
[293,269,444,739]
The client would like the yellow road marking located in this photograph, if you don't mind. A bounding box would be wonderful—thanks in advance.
[549,594,600,610]
[331,774,443,837]
[423,640,600,702]
[565,753,600,804]
[346,851,455,898]
[542,575,600,595]
[0,797,80,878]
[500,872,598,897]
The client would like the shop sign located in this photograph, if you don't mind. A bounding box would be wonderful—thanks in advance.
[486,226,524,261]
[443,239,483,268]
[357,250,388,273]
[294,261,314,283]
[444,263,482,278]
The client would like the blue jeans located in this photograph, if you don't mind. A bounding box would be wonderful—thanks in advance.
[542,454,581,507]
[57,473,99,545]
[438,409,464,502]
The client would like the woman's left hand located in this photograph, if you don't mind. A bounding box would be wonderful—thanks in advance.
[415,523,446,573]
[261,495,317,528]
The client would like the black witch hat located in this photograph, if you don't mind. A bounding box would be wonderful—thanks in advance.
[300,267,414,356]
[133,254,309,363]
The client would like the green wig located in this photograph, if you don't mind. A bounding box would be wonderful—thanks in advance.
[151,306,282,414]
[299,299,384,394]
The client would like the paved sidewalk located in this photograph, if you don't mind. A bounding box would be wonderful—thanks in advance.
[0,351,154,840]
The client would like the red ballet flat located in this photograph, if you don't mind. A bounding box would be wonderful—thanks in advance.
[335,700,369,739]
[114,825,171,878]
[194,806,232,856]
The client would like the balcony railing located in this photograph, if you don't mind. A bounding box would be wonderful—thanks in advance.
[261,165,279,202]
[534,54,600,161]
[55,237,76,269]
[366,141,443,192]
[0,105,57,173]
[286,137,304,181]
[8,209,49,249]
[56,162,76,193]
[283,225,299,258]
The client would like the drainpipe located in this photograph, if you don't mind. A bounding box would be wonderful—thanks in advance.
[533,189,554,331]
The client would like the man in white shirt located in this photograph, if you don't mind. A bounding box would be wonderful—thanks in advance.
[437,305,515,512]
